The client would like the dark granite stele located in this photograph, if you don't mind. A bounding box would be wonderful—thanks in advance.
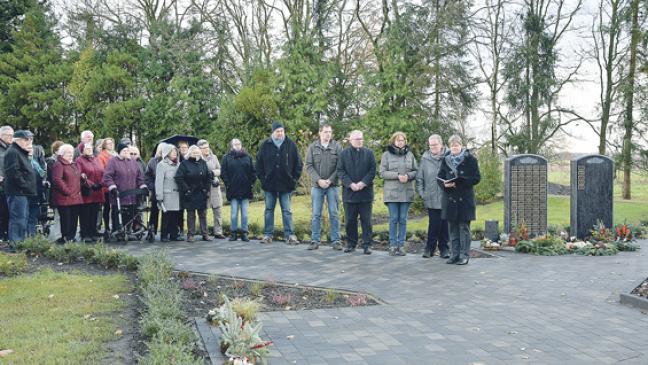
[504,154,548,237]
[570,154,614,239]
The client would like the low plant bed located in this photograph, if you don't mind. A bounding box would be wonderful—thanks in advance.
[175,271,380,320]
[631,278,648,298]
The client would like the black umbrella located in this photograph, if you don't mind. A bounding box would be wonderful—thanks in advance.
[151,134,199,157]
[160,134,199,146]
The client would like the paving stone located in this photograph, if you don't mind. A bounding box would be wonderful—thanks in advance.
[123,240,648,365]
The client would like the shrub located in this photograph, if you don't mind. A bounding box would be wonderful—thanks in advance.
[0,252,28,276]
[16,234,52,254]
[474,147,502,204]
[139,337,202,365]
[231,297,262,323]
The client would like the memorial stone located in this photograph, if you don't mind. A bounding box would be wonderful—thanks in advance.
[570,155,614,239]
[504,154,548,237]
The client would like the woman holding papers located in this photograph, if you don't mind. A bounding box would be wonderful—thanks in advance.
[155,143,181,242]
[437,135,481,265]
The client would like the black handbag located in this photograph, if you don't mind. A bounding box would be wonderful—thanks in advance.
[81,182,91,196]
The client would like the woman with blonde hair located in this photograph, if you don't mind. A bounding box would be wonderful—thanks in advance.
[380,131,418,256]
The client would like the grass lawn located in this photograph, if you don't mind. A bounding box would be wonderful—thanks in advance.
[0,269,130,364]
[549,166,648,202]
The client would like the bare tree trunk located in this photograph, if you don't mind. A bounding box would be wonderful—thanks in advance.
[598,0,621,155]
[622,0,640,200]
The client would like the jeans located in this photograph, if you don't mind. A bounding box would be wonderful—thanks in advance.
[448,220,471,260]
[27,197,39,236]
[310,186,341,243]
[7,195,29,242]
[230,198,249,233]
[386,202,410,247]
[263,191,293,237]
[425,209,449,255]
[344,202,372,248]
[0,192,9,240]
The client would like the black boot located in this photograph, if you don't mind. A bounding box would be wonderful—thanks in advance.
[229,230,238,241]
[240,231,249,242]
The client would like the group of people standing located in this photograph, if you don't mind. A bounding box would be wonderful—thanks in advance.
[0,121,481,265]
[260,121,481,265]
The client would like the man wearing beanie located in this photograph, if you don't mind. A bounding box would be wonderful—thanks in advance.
[256,121,303,245]
[102,141,147,241]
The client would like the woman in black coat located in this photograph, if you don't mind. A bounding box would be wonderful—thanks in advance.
[175,145,213,242]
[437,135,481,265]
[221,138,256,242]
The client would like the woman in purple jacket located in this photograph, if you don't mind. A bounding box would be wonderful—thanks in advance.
[102,142,147,238]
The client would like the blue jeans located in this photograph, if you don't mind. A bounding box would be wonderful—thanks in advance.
[27,197,39,236]
[387,202,410,247]
[230,198,249,233]
[7,195,29,242]
[264,191,293,237]
[310,186,340,243]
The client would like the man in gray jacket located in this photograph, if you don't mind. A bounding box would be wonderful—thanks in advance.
[305,123,343,250]
[0,125,14,241]
[415,134,449,258]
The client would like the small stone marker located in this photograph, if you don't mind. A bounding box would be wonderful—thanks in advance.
[504,155,548,237]
[484,220,499,242]
[570,155,614,239]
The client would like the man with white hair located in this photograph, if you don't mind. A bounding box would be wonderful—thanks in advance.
[336,130,376,255]
[416,134,450,258]
[74,130,94,159]
[0,125,14,241]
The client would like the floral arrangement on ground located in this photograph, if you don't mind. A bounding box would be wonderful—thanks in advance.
[481,221,641,256]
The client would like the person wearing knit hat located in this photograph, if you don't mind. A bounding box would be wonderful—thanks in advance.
[256,121,303,245]
[102,140,147,241]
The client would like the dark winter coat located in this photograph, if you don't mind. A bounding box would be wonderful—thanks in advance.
[336,146,376,203]
[145,156,162,191]
[76,153,106,204]
[256,137,302,193]
[221,149,256,201]
[51,156,84,207]
[102,156,146,206]
[3,142,37,197]
[175,157,213,210]
[437,149,481,222]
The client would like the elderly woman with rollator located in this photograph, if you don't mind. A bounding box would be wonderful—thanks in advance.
[102,142,147,240]
[437,135,481,265]
[175,145,213,242]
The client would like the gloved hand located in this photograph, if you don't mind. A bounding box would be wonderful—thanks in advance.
[91,183,102,191]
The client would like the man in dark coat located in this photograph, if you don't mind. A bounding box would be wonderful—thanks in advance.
[256,121,303,245]
[0,125,14,241]
[437,135,481,265]
[3,130,37,244]
[336,130,376,254]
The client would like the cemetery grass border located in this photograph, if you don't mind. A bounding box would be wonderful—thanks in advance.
[621,277,648,311]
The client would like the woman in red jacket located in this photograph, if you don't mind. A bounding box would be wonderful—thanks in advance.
[51,144,84,243]
[76,143,105,242]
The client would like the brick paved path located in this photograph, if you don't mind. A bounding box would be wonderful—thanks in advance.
[124,240,648,364]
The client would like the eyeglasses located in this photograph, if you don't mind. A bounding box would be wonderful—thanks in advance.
[130,153,137,156]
